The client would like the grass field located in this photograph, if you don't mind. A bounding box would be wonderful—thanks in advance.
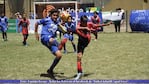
[0,32,149,80]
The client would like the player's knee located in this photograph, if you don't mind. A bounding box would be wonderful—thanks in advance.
[49,38,59,46]
[61,38,67,45]
[58,38,67,50]
[77,53,82,60]
[55,50,62,58]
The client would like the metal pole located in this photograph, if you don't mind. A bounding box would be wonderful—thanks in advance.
[4,0,5,15]
[30,0,32,19]
[126,10,128,32]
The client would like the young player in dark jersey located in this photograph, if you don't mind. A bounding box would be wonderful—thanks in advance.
[74,15,91,80]
[74,15,111,80]
[18,14,30,46]
[91,11,101,40]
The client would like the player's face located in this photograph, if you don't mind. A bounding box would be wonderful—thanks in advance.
[94,13,98,18]
[51,12,59,22]
[67,17,72,22]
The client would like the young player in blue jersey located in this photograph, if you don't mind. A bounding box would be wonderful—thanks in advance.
[35,9,61,80]
[58,16,76,53]
[0,13,8,41]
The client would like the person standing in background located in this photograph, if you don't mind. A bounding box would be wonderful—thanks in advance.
[15,12,22,33]
[91,11,101,40]
[0,13,8,41]
[18,14,30,46]
[113,8,125,32]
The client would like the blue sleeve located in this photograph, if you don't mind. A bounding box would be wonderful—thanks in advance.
[37,19,45,25]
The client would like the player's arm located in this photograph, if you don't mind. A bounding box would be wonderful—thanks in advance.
[77,26,90,31]
[27,20,30,31]
[92,21,112,28]
[76,27,90,38]
[35,22,39,41]
[18,20,21,33]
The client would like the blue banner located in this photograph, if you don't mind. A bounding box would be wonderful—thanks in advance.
[129,10,149,32]
[0,80,149,83]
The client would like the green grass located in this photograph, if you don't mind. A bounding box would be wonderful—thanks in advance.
[0,33,149,80]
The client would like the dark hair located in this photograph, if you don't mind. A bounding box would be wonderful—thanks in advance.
[94,11,98,15]
[49,9,59,16]
[116,8,121,11]
[80,15,88,23]
[67,16,72,20]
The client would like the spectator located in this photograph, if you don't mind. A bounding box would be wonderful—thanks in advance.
[113,8,125,32]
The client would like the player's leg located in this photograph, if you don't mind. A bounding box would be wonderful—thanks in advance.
[63,43,67,53]
[75,52,84,80]
[71,41,76,53]
[69,34,76,52]
[47,38,62,80]
[2,32,5,40]
[75,40,84,80]
[47,50,62,73]
[59,31,62,39]
[41,36,61,80]
[117,21,121,32]
[4,32,7,41]
[58,34,69,50]
[47,50,62,80]
[93,31,98,40]
[75,37,90,80]
[25,34,29,45]
[22,34,27,45]
[4,27,8,41]
[58,38,67,50]
[114,23,118,32]
[1,27,7,41]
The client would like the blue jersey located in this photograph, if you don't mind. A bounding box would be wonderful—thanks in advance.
[0,16,8,28]
[65,22,76,32]
[63,22,76,41]
[37,17,59,38]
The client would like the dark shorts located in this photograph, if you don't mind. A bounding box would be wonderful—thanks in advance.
[77,36,90,54]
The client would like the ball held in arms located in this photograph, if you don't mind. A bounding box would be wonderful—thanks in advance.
[60,11,70,22]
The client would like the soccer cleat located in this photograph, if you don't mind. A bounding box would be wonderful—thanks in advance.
[74,73,83,80]
[4,38,8,41]
[24,44,28,47]
[47,69,56,80]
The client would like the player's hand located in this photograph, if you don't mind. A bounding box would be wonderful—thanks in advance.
[87,28,91,31]
[35,33,39,41]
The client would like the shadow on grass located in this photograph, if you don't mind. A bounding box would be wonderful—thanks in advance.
[63,51,77,54]
[40,72,94,80]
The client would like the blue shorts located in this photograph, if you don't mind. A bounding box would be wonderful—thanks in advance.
[41,35,59,54]
[63,33,74,41]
